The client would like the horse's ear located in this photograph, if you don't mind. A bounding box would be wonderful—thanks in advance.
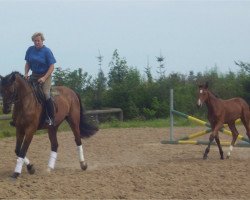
[205,82,209,89]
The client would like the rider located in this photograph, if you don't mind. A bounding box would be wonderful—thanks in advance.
[24,32,56,126]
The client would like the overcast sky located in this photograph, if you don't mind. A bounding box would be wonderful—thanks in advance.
[0,0,250,78]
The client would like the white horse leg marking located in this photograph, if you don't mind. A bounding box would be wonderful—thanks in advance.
[77,145,85,162]
[24,157,30,165]
[227,145,233,157]
[47,151,57,172]
[14,157,24,174]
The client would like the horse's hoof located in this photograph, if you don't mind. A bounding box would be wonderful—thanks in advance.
[203,155,208,160]
[47,167,53,173]
[10,172,20,179]
[27,164,35,175]
[226,155,230,159]
[80,161,88,170]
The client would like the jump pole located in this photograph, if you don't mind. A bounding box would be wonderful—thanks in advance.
[161,89,250,147]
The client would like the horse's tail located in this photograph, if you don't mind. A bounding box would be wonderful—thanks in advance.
[76,93,99,138]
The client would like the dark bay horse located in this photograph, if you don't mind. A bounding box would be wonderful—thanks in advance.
[0,71,98,178]
[197,82,250,159]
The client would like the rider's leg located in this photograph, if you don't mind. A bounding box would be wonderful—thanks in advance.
[43,75,54,126]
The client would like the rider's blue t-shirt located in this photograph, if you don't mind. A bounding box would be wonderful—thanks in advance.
[25,45,56,74]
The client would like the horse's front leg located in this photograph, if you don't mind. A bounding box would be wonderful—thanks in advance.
[203,134,214,159]
[12,131,34,179]
[203,123,222,159]
[14,129,35,175]
[14,127,27,155]
[47,127,59,172]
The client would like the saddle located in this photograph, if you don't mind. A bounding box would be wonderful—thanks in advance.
[29,81,46,105]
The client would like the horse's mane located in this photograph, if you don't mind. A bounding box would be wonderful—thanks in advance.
[1,71,26,86]
[208,89,219,98]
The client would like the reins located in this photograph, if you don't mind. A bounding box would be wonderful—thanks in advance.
[10,78,39,105]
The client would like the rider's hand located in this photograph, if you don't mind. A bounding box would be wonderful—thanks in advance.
[25,74,29,80]
[38,76,46,84]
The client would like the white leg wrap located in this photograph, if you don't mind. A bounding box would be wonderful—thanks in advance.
[227,145,233,157]
[24,157,30,165]
[15,157,24,174]
[77,145,85,162]
[48,151,57,169]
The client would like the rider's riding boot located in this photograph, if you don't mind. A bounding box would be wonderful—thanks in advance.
[45,98,55,126]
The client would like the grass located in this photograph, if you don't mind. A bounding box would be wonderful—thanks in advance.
[0,116,200,139]
[0,120,72,138]
[99,116,199,129]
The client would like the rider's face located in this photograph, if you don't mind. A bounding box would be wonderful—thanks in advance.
[33,36,43,49]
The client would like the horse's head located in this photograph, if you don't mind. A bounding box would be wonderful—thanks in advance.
[0,72,18,114]
[197,82,209,108]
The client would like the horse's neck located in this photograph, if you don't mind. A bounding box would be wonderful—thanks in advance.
[206,91,221,111]
[16,76,35,104]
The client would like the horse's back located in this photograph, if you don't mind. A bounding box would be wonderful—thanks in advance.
[222,97,250,122]
[51,86,80,120]
[224,97,249,109]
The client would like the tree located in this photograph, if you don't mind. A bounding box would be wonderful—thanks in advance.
[235,61,250,73]
[53,67,91,97]
[108,49,129,87]
[92,52,107,108]
[144,56,153,84]
[106,50,141,119]
[156,52,166,78]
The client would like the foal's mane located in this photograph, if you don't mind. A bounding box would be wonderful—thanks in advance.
[208,89,219,98]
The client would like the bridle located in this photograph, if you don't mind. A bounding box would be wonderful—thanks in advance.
[3,81,34,106]
[3,82,18,106]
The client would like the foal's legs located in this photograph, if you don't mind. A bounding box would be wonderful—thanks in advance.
[66,117,87,170]
[203,122,223,159]
[47,126,59,172]
[214,135,224,159]
[241,114,250,143]
[226,123,239,159]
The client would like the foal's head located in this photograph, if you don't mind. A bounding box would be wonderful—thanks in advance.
[0,72,19,114]
[197,82,209,108]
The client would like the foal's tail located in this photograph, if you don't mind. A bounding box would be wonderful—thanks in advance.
[76,93,99,138]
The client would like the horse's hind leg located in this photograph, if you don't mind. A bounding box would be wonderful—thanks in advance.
[227,123,239,159]
[47,126,59,172]
[241,114,250,142]
[66,117,87,170]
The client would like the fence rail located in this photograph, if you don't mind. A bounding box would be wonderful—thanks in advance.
[0,108,123,122]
